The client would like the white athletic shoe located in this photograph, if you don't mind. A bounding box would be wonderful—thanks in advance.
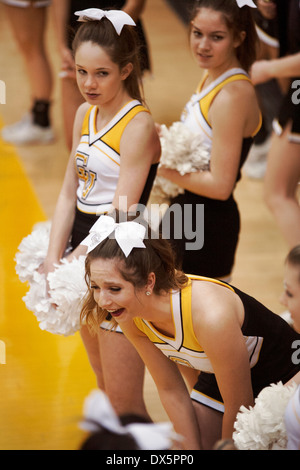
[1,113,54,145]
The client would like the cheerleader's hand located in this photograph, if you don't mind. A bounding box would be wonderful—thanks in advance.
[37,256,59,275]
[157,166,180,182]
[37,258,59,306]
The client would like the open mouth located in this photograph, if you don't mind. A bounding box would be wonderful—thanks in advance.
[106,308,125,318]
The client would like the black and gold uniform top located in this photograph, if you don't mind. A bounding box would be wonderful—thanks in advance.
[75,100,151,215]
[134,275,300,377]
[180,67,262,151]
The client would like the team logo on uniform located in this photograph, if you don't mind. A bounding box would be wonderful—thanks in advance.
[75,151,97,199]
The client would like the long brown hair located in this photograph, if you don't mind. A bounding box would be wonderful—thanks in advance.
[80,213,188,332]
[190,0,258,71]
[72,15,145,104]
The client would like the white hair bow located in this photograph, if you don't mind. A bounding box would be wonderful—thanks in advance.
[80,390,181,450]
[81,215,146,256]
[236,0,257,7]
[74,8,136,35]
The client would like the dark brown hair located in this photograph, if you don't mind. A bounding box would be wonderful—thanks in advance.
[286,245,300,282]
[72,15,145,104]
[190,0,259,71]
[80,212,188,331]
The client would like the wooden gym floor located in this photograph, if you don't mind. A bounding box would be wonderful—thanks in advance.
[0,0,290,450]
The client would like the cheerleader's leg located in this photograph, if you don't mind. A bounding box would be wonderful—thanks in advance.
[264,122,300,248]
[98,328,150,419]
[192,401,223,450]
[80,325,104,390]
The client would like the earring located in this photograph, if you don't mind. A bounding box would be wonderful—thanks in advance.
[145,291,151,296]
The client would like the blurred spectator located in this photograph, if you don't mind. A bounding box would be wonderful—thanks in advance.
[1,0,54,145]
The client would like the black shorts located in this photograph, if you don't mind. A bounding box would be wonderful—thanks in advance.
[191,364,299,413]
[70,208,98,250]
[190,285,300,413]
[161,192,240,279]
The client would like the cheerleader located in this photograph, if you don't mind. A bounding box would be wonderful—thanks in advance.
[232,245,300,450]
[285,385,300,450]
[281,245,300,334]
[27,9,160,418]
[52,0,150,150]
[158,0,262,281]
[79,213,300,450]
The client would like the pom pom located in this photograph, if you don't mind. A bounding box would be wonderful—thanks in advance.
[15,222,87,336]
[233,381,297,450]
[151,122,211,201]
[15,221,51,283]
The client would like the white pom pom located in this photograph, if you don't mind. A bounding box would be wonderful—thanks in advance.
[15,221,51,282]
[151,122,211,201]
[15,222,87,336]
[233,381,297,450]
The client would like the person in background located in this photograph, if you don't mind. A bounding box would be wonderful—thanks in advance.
[233,245,300,451]
[251,0,300,249]
[244,0,285,179]
[285,385,300,450]
[1,0,54,145]
[158,0,261,281]
[161,0,283,181]
[281,245,300,340]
